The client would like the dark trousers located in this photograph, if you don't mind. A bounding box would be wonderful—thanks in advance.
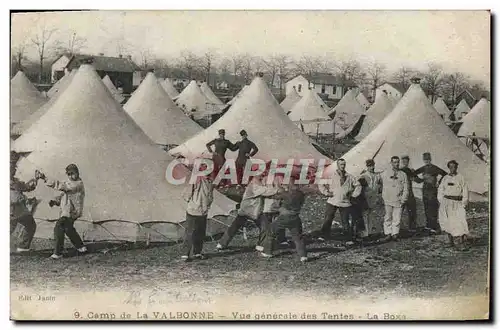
[219,215,248,247]
[321,203,352,239]
[256,212,286,246]
[262,213,306,257]
[182,213,208,256]
[212,155,228,185]
[10,214,37,249]
[350,204,366,237]
[402,194,417,229]
[54,216,84,255]
[423,190,440,230]
[236,162,246,185]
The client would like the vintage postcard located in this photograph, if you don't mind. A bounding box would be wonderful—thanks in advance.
[9,10,490,321]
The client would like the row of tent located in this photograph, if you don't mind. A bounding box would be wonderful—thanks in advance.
[10,65,490,245]
[280,82,484,142]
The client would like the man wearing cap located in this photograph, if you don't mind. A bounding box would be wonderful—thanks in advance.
[233,130,259,186]
[10,151,41,253]
[358,159,383,238]
[437,160,470,251]
[399,155,421,232]
[206,129,238,182]
[414,152,447,234]
[380,156,409,242]
[318,158,362,245]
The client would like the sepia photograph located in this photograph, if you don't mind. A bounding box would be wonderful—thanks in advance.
[9,9,491,321]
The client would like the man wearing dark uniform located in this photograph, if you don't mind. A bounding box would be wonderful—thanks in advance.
[233,130,259,185]
[414,152,447,234]
[206,129,237,183]
[399,155,421,232]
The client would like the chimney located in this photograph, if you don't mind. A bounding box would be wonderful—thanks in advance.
[411,77,421,84]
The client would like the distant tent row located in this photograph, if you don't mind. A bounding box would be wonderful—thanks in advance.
[123,72,202,146]
[12,64,236,243]
[10,71,47,125]
[325,82,489,195]
[174,80,224,120]
[170,76,329,164]
[10,67,490,245]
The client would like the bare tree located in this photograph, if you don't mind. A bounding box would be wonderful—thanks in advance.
[55,30,87,56]
[230,53,245,84]
[261,55,293,91]
[366,61,387,99]
[179,50,201,80]
[11,42,29,73]
[421,63,444,103]
[261,56,279,89]
[440,72,468,106]
[275,55,292,91]
[138,49,153,70]
[241,53,256,84]
[218,57,231,76]
[293,55,321,76]
[30,18,58,83]
[335,60,366,94]
[201,49,217,86]
[316,55,335,74]
[150,58,172,78]
[392,66,415,91]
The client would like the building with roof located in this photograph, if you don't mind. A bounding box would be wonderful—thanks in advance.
[456,88,491,109]
[52,53,142,94]
[376,82,408,100]
[285,73,356,102]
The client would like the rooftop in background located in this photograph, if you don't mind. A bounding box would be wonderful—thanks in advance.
[382,82,409,94]
[304,73,357,87]
[64,54,141,72]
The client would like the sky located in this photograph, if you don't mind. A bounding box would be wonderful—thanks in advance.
[11,10,491,85]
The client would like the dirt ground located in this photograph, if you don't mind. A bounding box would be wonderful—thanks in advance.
[10,192,490,320]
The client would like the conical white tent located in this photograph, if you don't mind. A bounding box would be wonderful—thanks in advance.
[454,99,471,120]
[47,72,70,98]
[200,82,224,106]
[356,90,395,141]
[288,89,334,135]
[170,76,330,164]
[12,70,77,136]
[175,80,223,120]
[457,98,490,140]
[227,85,249,106]
[324,83,489,194]
[433,97,451,120]
[328,89,365,136]
[388,93,401,106]
[13,64,236,243]
[456,98,490,162]
[10,71,47,125]
[356,92,371,110]
[102,75,125,104]
[124,72,202,146]
[160,78,180,99]
[280,87,302,113]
